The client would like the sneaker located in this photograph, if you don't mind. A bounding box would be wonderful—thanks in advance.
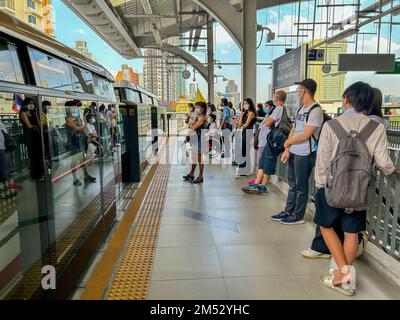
[73,179,82,186]
[356,231,368,258]
[242,184,260,194]
[258,185,268,194]
[271,211,290,222]
[280,214,305,225]
[301,248,331,260]
[232,161,238,166]
[8,183,23,191]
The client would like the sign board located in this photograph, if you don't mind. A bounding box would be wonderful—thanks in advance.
[272,44,308,89]
[308,49,324,61]
[338,54,395,71]
[176,105,190,113]
[376,61,400,74]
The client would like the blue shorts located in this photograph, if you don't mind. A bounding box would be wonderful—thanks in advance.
[258,143,278,175]
[314,188,366,234]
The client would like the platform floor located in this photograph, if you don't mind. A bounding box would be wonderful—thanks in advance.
[147,163,400,300]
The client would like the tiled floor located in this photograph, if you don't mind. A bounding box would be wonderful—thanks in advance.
[147,164,400,300]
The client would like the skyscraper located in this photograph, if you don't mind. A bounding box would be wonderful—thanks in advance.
[0,0,55,36]
[74,40,93,60]
[224,80,240,107]
[143,38,178,103]
[116,64,139,84]
[307,39,347,102]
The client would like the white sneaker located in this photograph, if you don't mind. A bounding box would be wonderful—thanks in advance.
[356,231,368,258]
[301,248,331,259]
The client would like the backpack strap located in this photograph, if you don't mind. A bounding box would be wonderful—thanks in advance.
[358,120,379,142]
[327,119,347,140]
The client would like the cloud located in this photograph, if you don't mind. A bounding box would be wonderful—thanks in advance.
[75,28,87,35]
[215,24,235,44]
[221,48,229,55]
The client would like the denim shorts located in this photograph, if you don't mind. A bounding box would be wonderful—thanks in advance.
[314,188,366,234]
[258,143,278,175]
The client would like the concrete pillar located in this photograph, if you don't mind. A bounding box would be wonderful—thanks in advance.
[207,20,215,104]
[241,0,257,102]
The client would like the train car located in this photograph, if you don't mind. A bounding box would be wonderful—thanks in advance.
[0,10,125,299]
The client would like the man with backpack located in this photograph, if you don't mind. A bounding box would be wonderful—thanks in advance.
[242,90,289,194]
[314,82,396,296]
[271,78,324,225]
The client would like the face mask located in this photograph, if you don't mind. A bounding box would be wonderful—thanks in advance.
[243,104,249,111]
[27,104,35,111]
[194,108,201,115]
[264,107,269,113]
[90,118,96,124]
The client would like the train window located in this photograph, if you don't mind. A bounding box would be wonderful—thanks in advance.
[126,89,141,103]
[70,66,94,94]
[28,47,72,91]
[0,40,24,84]
[93,75,115,101]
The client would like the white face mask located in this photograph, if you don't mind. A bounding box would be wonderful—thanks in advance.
[243,103,249,111]
[27,104,35,111]
[194,108,201,115]
[90,118,96,124]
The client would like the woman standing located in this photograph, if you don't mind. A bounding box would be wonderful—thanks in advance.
[19,98,44,180]
[236,98,257,178]
[183,101,207,183]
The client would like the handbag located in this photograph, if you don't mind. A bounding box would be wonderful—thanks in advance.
[2,130,17,152]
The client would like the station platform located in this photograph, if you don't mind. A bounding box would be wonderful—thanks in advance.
[74,146,400,300]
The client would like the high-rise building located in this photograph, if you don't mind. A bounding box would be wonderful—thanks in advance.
[306,39,347,102]
[0,0,55,36]
[138,73,144,88]
[224,80,240,107]
[116,64,139,84]
[74,40,93,60]
[143,38,178,103]
[176,38,187,99]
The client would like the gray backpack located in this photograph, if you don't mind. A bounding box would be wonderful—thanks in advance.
[325,119,379,212]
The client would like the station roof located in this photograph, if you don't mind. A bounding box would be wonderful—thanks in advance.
[62,0,298,59]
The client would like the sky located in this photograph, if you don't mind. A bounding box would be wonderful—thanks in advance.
[53,0,400,103]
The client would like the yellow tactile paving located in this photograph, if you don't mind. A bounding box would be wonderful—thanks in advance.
[106,144,174,300]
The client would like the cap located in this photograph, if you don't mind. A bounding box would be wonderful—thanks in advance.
[295,78,317,94]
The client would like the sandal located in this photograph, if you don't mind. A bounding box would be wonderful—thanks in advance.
[320,274,355,296]
[193,177,204,184]
[183,174,195,181]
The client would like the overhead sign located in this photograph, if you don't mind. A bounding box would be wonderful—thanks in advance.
[338,54,395,72]
[376,61,400,74]
[272,44,308,89]
[308,49,324,61]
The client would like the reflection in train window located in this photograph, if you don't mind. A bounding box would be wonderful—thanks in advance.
[28,47,73,90]
[126,89,141,104]
[70,65,94,94]
[0,39,24,84]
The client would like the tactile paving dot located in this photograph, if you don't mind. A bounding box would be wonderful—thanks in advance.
[107,163,171,300]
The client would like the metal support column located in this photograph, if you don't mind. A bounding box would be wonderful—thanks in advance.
[241,0,257,102]
[207,19,214,104]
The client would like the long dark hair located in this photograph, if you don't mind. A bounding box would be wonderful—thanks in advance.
[364,87,383,118]
[243,98,256,114]
[20,97,36,112]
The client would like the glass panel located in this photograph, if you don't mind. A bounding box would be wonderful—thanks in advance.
[0,92,52,299]
[28,47,72,91]
[137,105,152,164]
[126,89,141,104]
[70,66,94,94]
[0,40,24,84]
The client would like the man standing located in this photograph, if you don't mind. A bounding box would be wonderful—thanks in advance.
[219,98,232,158]
[271,78,323,225]
[315,82,396,296]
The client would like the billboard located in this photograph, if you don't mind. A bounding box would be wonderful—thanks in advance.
[272,44,308,89]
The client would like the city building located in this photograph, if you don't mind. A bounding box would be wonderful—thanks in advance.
[306,39,347,103]
[74,40,93,60]
[138,73,144,88]
[0,0,55,36]
[116,64,139,85]
[223,79,240,107]
[143,38,178,103]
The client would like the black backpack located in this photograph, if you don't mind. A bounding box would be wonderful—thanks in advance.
[267,107,293,156]
[298,104,331,153]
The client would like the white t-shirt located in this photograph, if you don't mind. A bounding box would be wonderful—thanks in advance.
[290,103,323,156]
[258,105,284,148]
[86,123,97,136]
